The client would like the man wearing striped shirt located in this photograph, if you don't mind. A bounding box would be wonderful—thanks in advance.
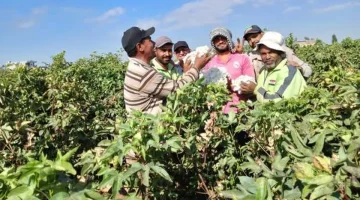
[121,26,212,115]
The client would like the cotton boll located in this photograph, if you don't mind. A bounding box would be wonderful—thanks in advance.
[231,75,256,94]
[183,45,212,64]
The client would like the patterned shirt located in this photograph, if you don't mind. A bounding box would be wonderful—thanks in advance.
[124,57,199,115]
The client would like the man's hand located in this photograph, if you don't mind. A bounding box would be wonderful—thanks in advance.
[182,59,192,72]
[226,76,234,93]
[235,37,245,54]
[287,60,303,73]
[193,50,214,70]
[240,81,257,94]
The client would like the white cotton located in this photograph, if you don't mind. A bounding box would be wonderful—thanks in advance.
[232,75,256,94]
[183,45,212,64]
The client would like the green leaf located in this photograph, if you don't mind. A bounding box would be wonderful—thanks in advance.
[343,166,360,178]
[81,163,93,176]
[284,188,301,200]
[304,174,333,185]
[7,185,33,199]
[98,140,112,147]
[121,162,143,181]
[62,146,79,161]
[240,157,262,173]
[99,171,117,189]
[220,190,255,200]
[142,164,150,187]
[84,190,105,200]
[272,155,290,171]
[293,162,315,180]
[166,136,183,151]
[282,142,305,158]
[302,184,317,199]
[313,133,325,155]
[150,165,172,183]
[112,174,122,198]
[238,176,257,194]
[309,185,333,200]
[50,192,70,200]
[227,110,237,124]
[255,177,267,200]
[289,126,313,157]
[56,160,76,175]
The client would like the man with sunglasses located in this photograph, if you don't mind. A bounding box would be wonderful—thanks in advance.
[121,26,212,115]
[172,41,191,73]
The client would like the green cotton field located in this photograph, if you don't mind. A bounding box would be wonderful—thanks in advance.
[0,37,359,200]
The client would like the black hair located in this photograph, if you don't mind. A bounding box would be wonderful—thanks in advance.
[128,37,149,57]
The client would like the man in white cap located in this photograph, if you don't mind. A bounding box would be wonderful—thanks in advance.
[151,36,182,79]
[238,25,312,80]
[240,31,307,103]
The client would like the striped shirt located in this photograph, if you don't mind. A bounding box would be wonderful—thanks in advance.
[124,57,200,115]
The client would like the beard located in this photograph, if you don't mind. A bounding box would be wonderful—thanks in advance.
[159,57,171,65]
[264,58,282,69]
[215,46,229,53]
[264,63,277,69]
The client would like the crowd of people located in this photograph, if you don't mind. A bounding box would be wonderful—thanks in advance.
[121,25,311,115]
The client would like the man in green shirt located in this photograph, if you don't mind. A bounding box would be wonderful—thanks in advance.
[151,36,182,79]
[240,31,307,103]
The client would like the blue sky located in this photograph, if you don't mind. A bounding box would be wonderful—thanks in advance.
[0,0,359,65]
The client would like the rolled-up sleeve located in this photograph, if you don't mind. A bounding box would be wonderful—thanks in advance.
[140,67,199,98]
[284,46,312,78]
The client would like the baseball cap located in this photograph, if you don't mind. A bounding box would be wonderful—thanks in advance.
[243,25,262,39]
[254,31,285,52]
[154,36,173,48]
[121,26,155,53]
[173,41,189,51]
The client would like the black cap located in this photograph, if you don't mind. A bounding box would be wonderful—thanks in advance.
[243,25,262,39]
[121,26,155,53]
[174,41,189,51]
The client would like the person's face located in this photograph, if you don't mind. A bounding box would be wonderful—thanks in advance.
[213,35,229,53]
[259,45,282,69]
[246,32,263,48]
[155,44,173,65]
[175,47,190,60]
[138,36,155,59]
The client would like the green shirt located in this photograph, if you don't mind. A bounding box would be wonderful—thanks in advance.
[255,59,307,103]
[151,58,182,80]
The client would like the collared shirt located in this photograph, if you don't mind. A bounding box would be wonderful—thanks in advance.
[203,53,255,114]
[151,58,182,80]
[248,46,312,80]
[124,57,200,115]
[255,58,307,103]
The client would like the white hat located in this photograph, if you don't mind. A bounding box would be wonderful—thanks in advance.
[254,31,285,52]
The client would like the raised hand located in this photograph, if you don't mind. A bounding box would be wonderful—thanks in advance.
[235,37,245,54]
